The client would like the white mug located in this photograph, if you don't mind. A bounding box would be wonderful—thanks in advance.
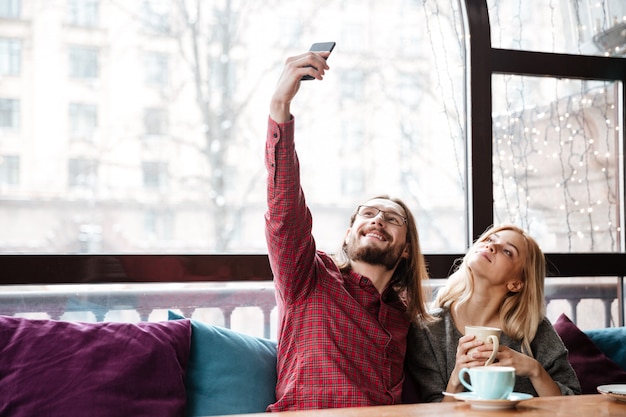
[465,325,501,366]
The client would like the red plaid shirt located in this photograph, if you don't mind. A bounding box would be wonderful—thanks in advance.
[265,116,410,411]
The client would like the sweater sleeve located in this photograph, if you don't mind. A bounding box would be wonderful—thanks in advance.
[405,310,454,402]
[531,318,582,395]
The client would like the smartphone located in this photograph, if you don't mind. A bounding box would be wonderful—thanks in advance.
[301,42,336,80]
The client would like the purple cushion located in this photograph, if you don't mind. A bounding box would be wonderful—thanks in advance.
[0,315,191,417]
[553,313,626,394]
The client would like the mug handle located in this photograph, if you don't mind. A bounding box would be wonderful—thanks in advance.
[458,368,473,392]
[484,335,499,366]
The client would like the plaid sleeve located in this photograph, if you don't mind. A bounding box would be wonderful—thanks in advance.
[265,115,317,304]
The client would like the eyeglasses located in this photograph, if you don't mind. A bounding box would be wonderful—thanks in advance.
[356,205,407,226]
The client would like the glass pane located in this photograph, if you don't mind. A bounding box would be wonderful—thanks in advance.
[488,0,626,56]
[0,0,467,254]
[492,75,622,252]
[544,277,622,330]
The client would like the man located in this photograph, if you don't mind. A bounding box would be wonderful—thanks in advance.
[265,50,431,411]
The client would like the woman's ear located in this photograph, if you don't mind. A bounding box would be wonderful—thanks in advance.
[507,280,524,293]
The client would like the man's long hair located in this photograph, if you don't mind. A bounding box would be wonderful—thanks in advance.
[333,195,433,325]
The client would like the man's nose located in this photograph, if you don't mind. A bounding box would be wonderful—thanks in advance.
[371,211,386,223]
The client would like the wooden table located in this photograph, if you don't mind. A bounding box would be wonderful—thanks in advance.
[215,394,625,417]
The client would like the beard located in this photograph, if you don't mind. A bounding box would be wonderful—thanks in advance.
[346,238,405,271]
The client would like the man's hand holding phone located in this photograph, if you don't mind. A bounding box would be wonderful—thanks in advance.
[301,42,336,80]
[270,42,336,123]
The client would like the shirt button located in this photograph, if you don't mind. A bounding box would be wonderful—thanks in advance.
[273,132,278,138]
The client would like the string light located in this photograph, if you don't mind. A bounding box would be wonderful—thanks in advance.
[492,76,619,252]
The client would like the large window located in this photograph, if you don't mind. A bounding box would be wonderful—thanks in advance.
[0,1,624,331]
[492,77,621,252]
[0,0,467,254]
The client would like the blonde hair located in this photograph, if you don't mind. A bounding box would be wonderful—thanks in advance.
[434,224,546,356]
[333,195,433,325]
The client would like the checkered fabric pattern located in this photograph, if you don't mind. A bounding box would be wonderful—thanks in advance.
[265,116,410,411]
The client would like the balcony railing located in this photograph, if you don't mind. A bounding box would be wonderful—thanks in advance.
[0,280,620,339]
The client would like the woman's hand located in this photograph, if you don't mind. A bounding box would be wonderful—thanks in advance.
[491,345,534,375]
[493,345,562,396]
[442,334,487,400]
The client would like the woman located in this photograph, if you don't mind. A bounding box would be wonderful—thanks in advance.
[406,224,581,402]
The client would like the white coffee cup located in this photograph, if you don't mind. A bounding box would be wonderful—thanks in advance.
[459,366,516,400]
[465,325,501,366]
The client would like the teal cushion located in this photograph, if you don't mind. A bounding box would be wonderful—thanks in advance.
[585,327,626,371]
[168,311,277,416]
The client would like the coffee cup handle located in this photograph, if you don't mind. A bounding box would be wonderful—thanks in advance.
[458,368,473,392]
[484,335,499,366]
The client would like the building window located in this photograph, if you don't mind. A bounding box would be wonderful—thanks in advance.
[142,161,168,189]
[277,16,302,47]
[340,71,365,101]
[142,0,170,33]
[66,0,99,27]
[0,98,19,129]
[69,102,97,139]
[0,38,21,76]
[143,107,168,136]
[341,169,364,196]
[78,224,102,253]
[144,52,168,86]
[209,58,237,95]
[144,209,173,240]
[341,121,364,152]
[69,46,99,79]
[0,0,20,19]
[0,155,19,185]
[68,158,97,187]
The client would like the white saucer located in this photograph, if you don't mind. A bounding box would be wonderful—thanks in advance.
[453,392,533,410]
[597,384,626,402]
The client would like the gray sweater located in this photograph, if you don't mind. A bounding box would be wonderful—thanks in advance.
[406,307,581,402]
